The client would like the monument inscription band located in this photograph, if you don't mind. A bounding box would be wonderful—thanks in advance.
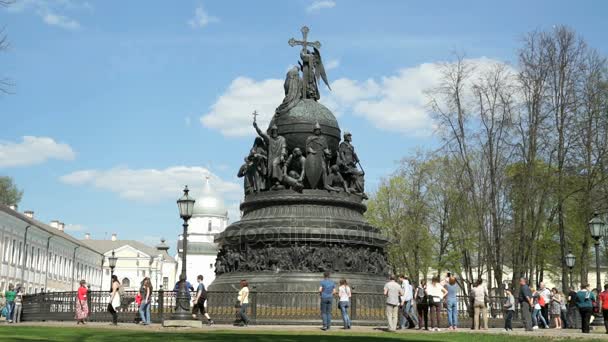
[212,26,389,294]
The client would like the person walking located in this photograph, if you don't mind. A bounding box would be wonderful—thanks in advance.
[576,283,596,333]
[503,287,515,332]
[12,285,23,324]
[192,275,214,325]
[107,275,121,326]
[398,275,416,329]
[518,278,534,331]
[550,288,562,329]
[319,272,336,331]
[237,279,250,327]
[539,282,551,328]
[472,279,489,330]
[532,288,549,329]
[384,275,403,332]
[415,280,429,330]
[4,284,15,324]
[427,276,447,331]
[138,277,152,325]
[445,276,459,330]
[599,284,608,333]
[75,280,89,325]
[567,287,580,329]
[337,278,352,329]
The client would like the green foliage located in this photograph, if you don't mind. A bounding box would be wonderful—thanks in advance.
[0,176,22,206]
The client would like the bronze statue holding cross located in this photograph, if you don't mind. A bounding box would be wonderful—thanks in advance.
[288,26,331,101]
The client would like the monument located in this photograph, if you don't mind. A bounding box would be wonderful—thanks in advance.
[211,26,389,293]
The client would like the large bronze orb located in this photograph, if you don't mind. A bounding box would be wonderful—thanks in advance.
[268,99,341,154]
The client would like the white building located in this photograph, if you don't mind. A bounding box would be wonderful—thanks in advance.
[82,234,177,291]
[0,205,104,293]
[176,177,228,289]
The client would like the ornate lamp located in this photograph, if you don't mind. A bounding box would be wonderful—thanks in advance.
[589,212,606,292]
[108,250,118,289]
[565,250,576,288]
[173,186,195,320]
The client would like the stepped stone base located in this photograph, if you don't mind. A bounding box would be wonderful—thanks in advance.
[162,320,202,328]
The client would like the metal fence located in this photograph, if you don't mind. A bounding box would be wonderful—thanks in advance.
[20,289,516,326]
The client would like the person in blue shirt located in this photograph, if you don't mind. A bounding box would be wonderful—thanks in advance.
[174,279,195,300]
[319,271,336,331]
[575,283,596,334]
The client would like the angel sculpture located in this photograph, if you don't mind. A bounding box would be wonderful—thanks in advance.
[299,45,331,101]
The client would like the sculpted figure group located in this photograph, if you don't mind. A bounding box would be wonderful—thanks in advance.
[238,121,366,198]
[215,244,388,275]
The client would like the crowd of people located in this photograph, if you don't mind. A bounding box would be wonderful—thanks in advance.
[0,283,24,323]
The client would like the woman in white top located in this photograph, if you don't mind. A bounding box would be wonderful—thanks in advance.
[426,276,448,331]
[237,279,250,327]
[472,279,489,330]
[337,278,352,329]
[107,275,121,326]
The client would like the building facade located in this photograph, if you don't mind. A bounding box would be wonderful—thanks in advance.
[176,177,229,289]
[0,205,104,293]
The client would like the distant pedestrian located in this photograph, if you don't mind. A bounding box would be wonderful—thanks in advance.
[415,280,429,330]
[539,282,551,328]
[337,278,352,329]
[503,287,515,332]
[192,275,214,325]
[600,284,608,333]
[138,277,152,325]
[4,284,15,323]
[174,279,195,300]
[518,278,533,331]
[576,283,595,333]
[75,280,89,325]
[550,288,562,329]
[107,275,121,325]
[532,288,549,329]
[427,276,447,331]
[398,275,416,329]
[13,285,23,323]
[319,272,336,331]
[384,275,403,332]
[237,279,250,327]
[472,279,488,330]
[445,276,459,330]
[567,287,580,329]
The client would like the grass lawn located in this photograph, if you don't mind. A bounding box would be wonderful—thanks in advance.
[0,326,604,342]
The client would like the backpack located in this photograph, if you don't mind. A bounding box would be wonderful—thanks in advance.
[198,284,208,302]
[417,286,426,300]
[538,295,545,307]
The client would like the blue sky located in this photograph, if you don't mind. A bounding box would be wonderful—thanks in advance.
[1,0,607,250]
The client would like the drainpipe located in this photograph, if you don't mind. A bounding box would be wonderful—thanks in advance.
[20,225,32,285]
[71,245,80,291]
[44,235,53,291]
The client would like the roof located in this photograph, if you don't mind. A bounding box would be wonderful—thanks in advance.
[81,239,176,263]
[192,177,228,217]
[0,204,102,256]
[177,241,218,255]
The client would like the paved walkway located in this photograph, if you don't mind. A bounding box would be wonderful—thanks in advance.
[3,321,608,339]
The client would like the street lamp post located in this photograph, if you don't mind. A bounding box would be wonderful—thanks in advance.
[108,250,118,290]
[589,212,606,292]
[565,251,576,289]
[173,185,195,320]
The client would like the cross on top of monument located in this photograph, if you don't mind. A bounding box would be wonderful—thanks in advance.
[288,26,321,51]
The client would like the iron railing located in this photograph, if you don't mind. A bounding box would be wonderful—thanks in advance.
[19,290,518,326]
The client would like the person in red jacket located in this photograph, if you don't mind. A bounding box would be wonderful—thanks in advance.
[75,280,89,324]
[599,284,608,333]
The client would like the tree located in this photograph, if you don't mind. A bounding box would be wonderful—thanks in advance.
[0,0,14,94]
[0,176,23,206]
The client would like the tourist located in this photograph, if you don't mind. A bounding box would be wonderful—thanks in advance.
[539,282,551,327]
[518,278,534,331]
[174,279,195,301]
[427,276,447,331]
[107,275,121,326]
[12,285,23,323]
[75,280,89,325]
[576,283,595,333]
[567,286,580,329]
[337,278,352,329]
[398,275,416,329]
[319,272,336,331]
[192,275,214,325]
[472,279,488,330]
[503,287,515,332]
[415,280,429,330]
[138,277,152,325]
[445,276,459,330]
[550,288,562,329]
[532,288,549,329]
[237,279,250,327]
[4,283,15,323]
[384,275,403,332]
[600,284,608,333]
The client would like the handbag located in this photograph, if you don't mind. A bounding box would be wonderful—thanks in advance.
[234,300,242,309]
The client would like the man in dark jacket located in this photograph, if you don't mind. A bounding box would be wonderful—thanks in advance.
[518,278,533,331]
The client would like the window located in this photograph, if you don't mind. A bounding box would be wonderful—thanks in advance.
[18,242,22,265]
[141,270,146,277]
[3,237,9,261]
[210,264,213,269]
[208,221,212,232]
[11,239,16,264]
[122,278,130,288]
[30,246,34,268]
[163,277,168,289]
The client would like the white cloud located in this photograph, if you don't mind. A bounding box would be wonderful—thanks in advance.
[200,76,284,137]
[188,5,219,29]
[306,0,336,12]
[0,136,76,168]
[325,59,340,71]
[60,166,241,203]
[42,12,80,29]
